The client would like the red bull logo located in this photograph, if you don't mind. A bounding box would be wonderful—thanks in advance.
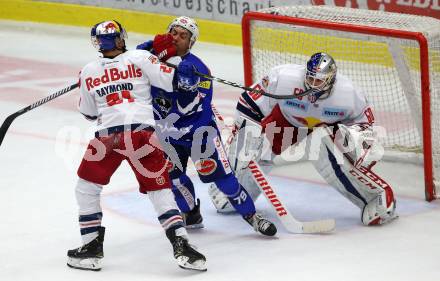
[97,21,120,35]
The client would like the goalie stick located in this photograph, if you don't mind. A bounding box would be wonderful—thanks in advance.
[165,62,319,100]
[211,104,336,234]
[0,83,79,147]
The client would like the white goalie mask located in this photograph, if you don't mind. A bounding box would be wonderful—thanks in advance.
[167,16,199,48]
[305,52,337,99]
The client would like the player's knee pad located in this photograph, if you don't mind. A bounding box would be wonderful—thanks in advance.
[171,174,196,212]
[75,178,103,215]
[148,188,180,216]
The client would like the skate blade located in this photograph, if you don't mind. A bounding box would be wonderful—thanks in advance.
[67,257,102,271]
[184,223,204,229]
[176,256,207,272]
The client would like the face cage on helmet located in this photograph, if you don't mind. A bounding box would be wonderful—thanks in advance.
[305,69,335,92]
[91,28,127,52]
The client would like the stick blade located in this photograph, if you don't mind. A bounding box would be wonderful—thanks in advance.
[278,212,336,234]
[0,113,20,147]
[300,219,336,234]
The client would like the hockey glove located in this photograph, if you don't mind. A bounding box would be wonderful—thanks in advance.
[177,60,200,92]
[335,124,384,168]
[152,33,177,61]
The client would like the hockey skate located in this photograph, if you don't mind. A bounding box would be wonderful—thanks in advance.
[362,188,398,226]
[166,229,207,271]
[67,226,105,271]
[245,213,277,236]
[182,198,204,229]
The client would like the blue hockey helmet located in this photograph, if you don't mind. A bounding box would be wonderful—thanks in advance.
[91,20,127,52]
[305,52,337,98]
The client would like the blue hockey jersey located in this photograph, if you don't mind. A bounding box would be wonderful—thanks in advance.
[151,53,214,145]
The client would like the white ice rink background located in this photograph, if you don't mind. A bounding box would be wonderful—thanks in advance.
[0,20,439,281]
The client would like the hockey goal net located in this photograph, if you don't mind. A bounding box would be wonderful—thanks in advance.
[242,6,440,201]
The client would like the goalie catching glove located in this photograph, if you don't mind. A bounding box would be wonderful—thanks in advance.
[333,123,384,169]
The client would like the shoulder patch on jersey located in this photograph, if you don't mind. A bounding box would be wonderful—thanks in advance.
[198,80,211,89]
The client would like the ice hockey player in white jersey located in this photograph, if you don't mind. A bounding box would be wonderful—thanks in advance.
[67,20,206,272]
[209,52,397,226]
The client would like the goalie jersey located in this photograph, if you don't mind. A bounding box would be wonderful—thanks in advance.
[78,49,175,133]
[238,64,374,128]
[150,53,214,145]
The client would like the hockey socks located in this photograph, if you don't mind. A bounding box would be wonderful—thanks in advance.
[171,174,196,213]
[158,209,186,231]
[79,212,103,244]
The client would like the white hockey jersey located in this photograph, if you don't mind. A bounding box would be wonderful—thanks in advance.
[239,64,374,128]
[78,49,177,132]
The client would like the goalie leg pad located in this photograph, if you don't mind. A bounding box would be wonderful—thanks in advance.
[312,129,392,210]
[228,116,263,174]
[208,183,235,213]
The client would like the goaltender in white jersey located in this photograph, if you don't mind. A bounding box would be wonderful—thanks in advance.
[209,52,397,226]
[246,63,371,131]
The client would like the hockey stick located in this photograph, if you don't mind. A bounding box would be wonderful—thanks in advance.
[0,83,79,147]
[165,62,317,100]
[211,104,336,234]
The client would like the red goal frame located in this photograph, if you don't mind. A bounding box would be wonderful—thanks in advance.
[241,11,435,201]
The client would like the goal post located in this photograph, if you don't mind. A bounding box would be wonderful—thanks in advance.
[241,6,440,201]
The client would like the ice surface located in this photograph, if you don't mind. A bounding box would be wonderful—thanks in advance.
[0,20,439,281]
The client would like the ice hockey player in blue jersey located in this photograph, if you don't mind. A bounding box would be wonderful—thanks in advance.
[137,16,277,236]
